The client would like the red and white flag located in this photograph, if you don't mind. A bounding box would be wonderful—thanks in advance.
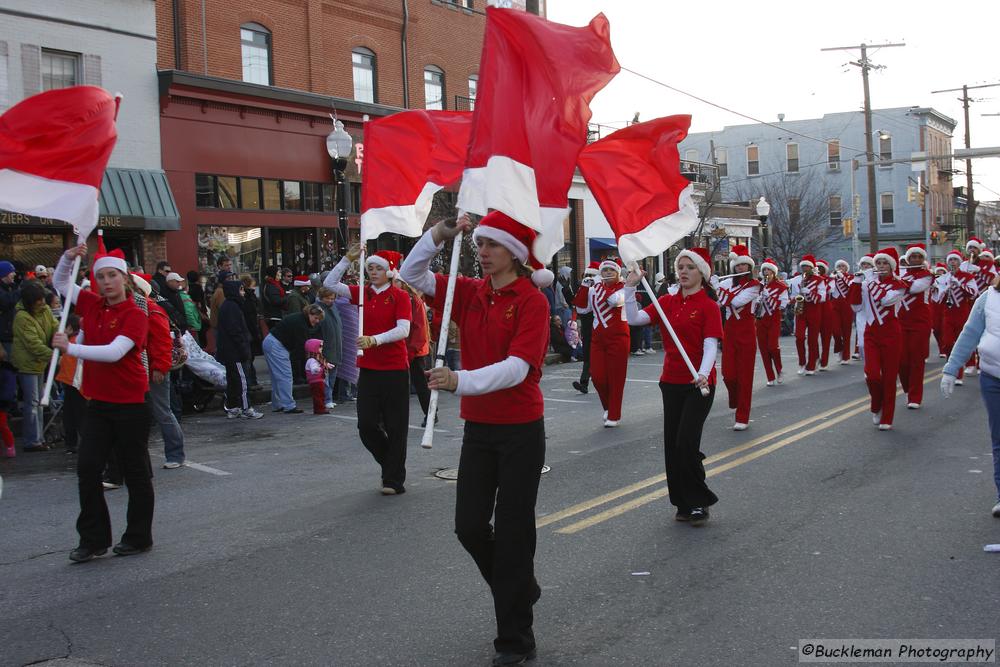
[458,7,619,263]
[577,115,699,264]
[0,86,119,241]
[360,110,472,243]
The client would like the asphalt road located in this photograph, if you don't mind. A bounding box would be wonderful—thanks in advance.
[2,342,998,666]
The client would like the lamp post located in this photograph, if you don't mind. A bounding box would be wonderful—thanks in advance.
[756,195,770,259]
[326,119,354,255]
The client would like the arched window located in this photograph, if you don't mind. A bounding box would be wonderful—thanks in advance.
[352,48,376,103]
[241,23,272,85]
[424,65,445,110]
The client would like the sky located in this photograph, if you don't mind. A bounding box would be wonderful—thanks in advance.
[547,0,1000,201]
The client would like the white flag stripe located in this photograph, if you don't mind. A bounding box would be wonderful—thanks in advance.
[361,181,443,243]
[615,184,698,265]
[0,168,99,241]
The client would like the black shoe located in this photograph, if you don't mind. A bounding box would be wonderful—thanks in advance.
[380,484,406,496]
[285,408,304,414]
[493,649,536,666]
[69,546,107,562]
[674,509,691,522]
[272,406,285,413]
[688,507,709,526]
[572,381,589,395]
[112,542,152,557]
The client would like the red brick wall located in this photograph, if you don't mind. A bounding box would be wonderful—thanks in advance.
[156,0,486,110]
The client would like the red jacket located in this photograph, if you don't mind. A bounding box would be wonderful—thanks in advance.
[406,294,430,361]
[147,301,173,375]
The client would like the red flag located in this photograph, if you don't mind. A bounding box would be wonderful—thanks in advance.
[458,7,619,263]
[577,115,699,264]
[0,86,119,241]
[360,110,472,243]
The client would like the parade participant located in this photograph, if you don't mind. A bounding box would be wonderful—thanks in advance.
[754,258,789,386]
[52,244,153,563]
[325,246,412,495]
[961,237,985,276]
[934,249,978,385]
[573,256,629,427]
[623,246,722,525]
[397,278,433,426]
[262,304,324,414]
[931,262,948,356]
[399,211,551,666]
[814,259,837,371]
[714,245,760,430]
[850,247,907,430]
[853,255,875,360]
[897,244,933,409]
[940,272,1000,518]
[789,254,825,375]
[831,260,855,364]
[571,261,598,395]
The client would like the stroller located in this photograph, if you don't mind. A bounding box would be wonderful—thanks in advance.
[177,332,226,413]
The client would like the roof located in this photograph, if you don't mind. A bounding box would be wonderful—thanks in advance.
[99,168,180,230]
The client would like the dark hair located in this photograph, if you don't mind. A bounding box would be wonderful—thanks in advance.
[20,281,46,311]
[216,255,231,267]
[186,270,200,283]
[66,313,81,333]
[156,261,170,272]
[303,304,325,320]
[702,278,718,302]
[265,265,278,279]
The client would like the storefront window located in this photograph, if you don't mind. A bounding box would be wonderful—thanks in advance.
[303,182,322,212]
[349,182,362,213]
[197,226,262,275]
[217,176,238,209]
[283,181,302,211]
[240,177,261,210]
[323,184,334,211]
[262,180,281,210]
[0,232,67,274]
[195,174,217,208]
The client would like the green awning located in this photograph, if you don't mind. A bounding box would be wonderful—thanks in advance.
[98,168,180,231]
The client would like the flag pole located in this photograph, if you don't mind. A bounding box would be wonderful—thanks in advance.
[638,273,710,397]
[357,246,365,357]
[40,246,83,407]
[421,216,464,449]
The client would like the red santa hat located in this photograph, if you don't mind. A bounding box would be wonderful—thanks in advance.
[366,250,403,278]
[674,246,712,278]
[834,259,850,271]
[293,275,311,287]
[858,254,875,268]
[583,260,600,277]
[472,211,554,288]
[599,256,623,275]
[934,262,947,274]
[903,243,927,261]
[946,248,964,263]
[873,246,899,271]
[798,254,817,269]
[130,272,152,297]
[729,244,755,270]
[979,249,995,261]
[966,237,985,251]
[92,231,128,276]
[760,257,779,275]
[815,258,830,273]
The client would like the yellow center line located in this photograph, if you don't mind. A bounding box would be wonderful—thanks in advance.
[549,370,944,535]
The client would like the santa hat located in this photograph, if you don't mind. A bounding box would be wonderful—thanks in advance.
[472,211,554,288]
[858,254,874,268]
[798,254,817,269]
[933,262,947,274]
[946,248,964,263]
[304,338,323,354]
[293,275,311,287]
[130,272,152,297]
[674,247,712,278]
[980,249,995,261]
[599,257,623,275]
[815,258,830,273]
[966,237,985,251]
[760,257,779,275]
[903,243,927,261]
[873,246,899,271]
[583,261,600,277]
[729,244,755,270]
[92,234,128,276]
[834,259,850,271]
[366,250,404,278]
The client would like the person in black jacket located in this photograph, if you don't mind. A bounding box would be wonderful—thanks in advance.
[162,272,189,331]
[240,275,263,388]
[261,265,288,331]
[0,261,19,358]
[186,270,210,347]
[215,281,262,419]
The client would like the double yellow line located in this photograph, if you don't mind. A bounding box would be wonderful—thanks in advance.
[537,369,944,535]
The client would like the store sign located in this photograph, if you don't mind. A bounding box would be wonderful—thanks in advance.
[0,210,147,230]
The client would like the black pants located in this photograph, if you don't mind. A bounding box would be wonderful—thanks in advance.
[455,419,545,654]
[578,314,593,388]
[247,352,259,385]
[659,382,717,511]
[410,355,431,416]
[356,368,410,490]
[76,401,153,550]
[224,360,250,411]
[62,385,87,452]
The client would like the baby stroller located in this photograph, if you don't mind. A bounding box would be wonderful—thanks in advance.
[178,332,226,413]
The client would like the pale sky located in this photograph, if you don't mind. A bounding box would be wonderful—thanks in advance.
[548,0,1000,201]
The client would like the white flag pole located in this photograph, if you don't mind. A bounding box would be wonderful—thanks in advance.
[421,216,464,449]
[357,246,365,358]
[41,238,85,407]
[638,273,710,397]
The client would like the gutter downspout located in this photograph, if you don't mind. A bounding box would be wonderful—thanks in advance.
[172,0,182,68]
[401,0,410,108]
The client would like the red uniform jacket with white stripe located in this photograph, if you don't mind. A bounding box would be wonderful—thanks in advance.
[897,267,933,330]
[717,277,761,324]
[754,280,789,319]
[848,274,907,330]
[574,280,629,335]
[932,271,978,310]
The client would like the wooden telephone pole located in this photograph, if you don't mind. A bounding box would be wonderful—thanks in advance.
[822,42,905,252]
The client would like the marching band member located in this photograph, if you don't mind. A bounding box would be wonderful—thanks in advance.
[832,260,854,364]
[574,257,629,427]
[399,212,551,667]
[754,257,789,387]
[933,249,978,386]
[853,255,875,361]
[325,246,412,495]
[714,245,760,430]
[789,254,825,375]
[815,259,837,371]
[931,262,948,356]
[623,247,722,526]
[976,249,997,293]
[570,261,599,395]
[849,247,907,430]
[897,244,933,409]
[961,237,985,275]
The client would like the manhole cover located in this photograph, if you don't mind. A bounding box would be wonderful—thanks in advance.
[435,465,550,481]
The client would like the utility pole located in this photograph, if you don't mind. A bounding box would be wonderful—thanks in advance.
[933,83,1000,238]
[822,42,904,252]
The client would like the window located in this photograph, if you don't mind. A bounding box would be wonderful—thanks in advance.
[747,145,759,176]
[468,74,478,110]
[829,195,842,226]
[424,65,444,110]
[789,198,800,226]
[241,23,271,85]
[684,149,698,163]
[786,143,799,173]
[41,50,79,91]
[282,181,302,211]
[217,176,238,209]
[828,140,840,170]
[195,174,217,208]
[715,147,727,177]
[879,134,892,163]
[322,184,334,212]
[352,48,376,103]
[881,192,894,225]
[349,182,362,213]
[239,177,261,210]
[303,182,323,212]
[262,179,281,210]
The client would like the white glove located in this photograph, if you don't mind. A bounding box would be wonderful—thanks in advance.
[709,274,720,289]
[940,374,957,399]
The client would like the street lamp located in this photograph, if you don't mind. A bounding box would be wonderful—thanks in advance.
[326,119,354,255]
[756,195,770,257]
